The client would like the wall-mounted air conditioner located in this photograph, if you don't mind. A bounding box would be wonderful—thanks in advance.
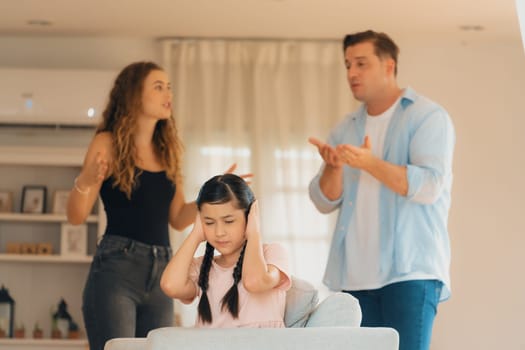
[0,68,116,128]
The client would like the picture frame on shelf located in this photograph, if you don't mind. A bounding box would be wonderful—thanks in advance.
[21,185,47,214]
[60,223,87,256]
[52,190,70,214]
[0,191,13,212]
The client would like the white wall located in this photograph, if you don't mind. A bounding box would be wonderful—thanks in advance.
[0,36,161,70]
[1,34,524,349]
[398,37,525,350]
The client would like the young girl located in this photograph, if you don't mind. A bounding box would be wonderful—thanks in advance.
[161,174,291,328]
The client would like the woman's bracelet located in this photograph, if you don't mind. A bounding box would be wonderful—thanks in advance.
[74,177,91,195]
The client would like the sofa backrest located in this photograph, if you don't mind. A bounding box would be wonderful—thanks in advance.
[147,327,399,350]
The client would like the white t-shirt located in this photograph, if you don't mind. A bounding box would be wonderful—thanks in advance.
[344,99,399,290]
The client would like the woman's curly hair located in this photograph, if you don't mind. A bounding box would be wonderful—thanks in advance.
[96,61,183,198]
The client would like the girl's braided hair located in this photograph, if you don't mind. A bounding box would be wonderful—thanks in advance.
[195,174,254,324]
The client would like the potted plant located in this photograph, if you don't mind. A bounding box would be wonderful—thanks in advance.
[68,321,79,339]
[51,318,61,339]
[33,322,43,339]
[13,323,25,338]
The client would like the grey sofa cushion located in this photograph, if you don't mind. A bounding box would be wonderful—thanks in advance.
[305,292,362,327]
[284,276,319,327]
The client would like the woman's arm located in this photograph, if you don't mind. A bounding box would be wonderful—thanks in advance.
[160,213,204,303]
[168,180,197,231]
[67,132,111,224]
[241,201,283,293]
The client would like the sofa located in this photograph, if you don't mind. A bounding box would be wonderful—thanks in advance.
[104,277,399,350]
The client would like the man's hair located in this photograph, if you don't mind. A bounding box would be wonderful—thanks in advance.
[343,30,400,75]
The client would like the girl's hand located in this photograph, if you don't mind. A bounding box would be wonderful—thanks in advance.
[245,200,261,240]
[189,213,206,243]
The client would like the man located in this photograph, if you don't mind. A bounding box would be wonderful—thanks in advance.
[308,30,455,350]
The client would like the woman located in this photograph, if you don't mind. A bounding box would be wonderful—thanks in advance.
[67,61,244,349]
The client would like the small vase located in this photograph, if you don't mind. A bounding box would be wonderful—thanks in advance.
[51,329,62,339]
[68,330,79,339]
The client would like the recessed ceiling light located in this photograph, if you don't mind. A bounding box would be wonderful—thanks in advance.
[27,19,53,27]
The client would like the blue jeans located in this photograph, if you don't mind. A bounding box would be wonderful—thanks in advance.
[344,280,442,350]
[82,235,174,350]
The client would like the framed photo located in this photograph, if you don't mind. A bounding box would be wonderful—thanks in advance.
[21,185,47,214]
[60,223,87,256]
[53,190,70,214]
[0,191,13,212]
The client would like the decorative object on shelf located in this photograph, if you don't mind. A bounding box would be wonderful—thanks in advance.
[6,241,54,255]
[68,321,80,339]
[20,242,37,254]
[33,322,43,339]
[0,191,13,213]
[52,190,70,214]
[14,323,25,338]
[0,285,15,338]
[52,298,72,339]
[60,223,87,256]
[21,185,47,214]
[51,318,61,339]
[37,242,53,255]
[6,242,21,254]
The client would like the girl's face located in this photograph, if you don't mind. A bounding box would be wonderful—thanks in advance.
[140,69,172,120]
[200,201,247,264]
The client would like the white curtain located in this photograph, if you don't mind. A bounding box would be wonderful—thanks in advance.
[162,38,357,324]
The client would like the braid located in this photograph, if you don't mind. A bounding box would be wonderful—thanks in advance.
[221,241,247,318]
[197,243,215,324]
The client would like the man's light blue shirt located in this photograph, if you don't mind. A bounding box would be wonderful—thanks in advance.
[309,87,455,301]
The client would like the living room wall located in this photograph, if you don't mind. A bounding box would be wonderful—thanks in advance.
[0,36,161,70]
[398,36,525,350]
[1,34,524,349]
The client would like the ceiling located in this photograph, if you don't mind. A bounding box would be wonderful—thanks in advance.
[0,0,522,44]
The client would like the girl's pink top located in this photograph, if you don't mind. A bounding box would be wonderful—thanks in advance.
[189,243,291,328]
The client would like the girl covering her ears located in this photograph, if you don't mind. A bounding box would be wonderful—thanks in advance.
[161,174,291,328]
[67,62,249,350]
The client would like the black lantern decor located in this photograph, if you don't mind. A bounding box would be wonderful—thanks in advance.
[52,298,72,339]
[0,285,15,338]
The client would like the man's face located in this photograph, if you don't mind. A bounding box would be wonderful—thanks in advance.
[344,41,394,103]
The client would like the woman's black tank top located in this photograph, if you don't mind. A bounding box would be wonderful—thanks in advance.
[99,169,175,246]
